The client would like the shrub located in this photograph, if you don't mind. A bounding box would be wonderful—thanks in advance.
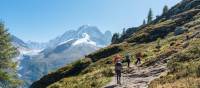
[196,64,200,77]
[86,45,123,62]
[155,38,161,50]
[168,61,185,74]
[101,68,114,77]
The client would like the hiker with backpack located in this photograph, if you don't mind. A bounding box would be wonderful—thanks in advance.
[113,54,123,85]
[135,52,142,65]
[125,52,131,68]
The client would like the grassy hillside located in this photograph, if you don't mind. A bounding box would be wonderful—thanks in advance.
[31,0,200,88]
[148,38,200,87]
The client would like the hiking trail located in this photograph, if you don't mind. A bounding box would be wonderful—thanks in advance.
[104,64,167,88]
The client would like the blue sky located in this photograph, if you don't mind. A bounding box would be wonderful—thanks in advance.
[0,0,181,42]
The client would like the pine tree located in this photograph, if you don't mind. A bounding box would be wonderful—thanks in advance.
[111,33,119,44]
[122,28,126,36]
[121,28,127,40]
[147,8,153,24]
[163,5,169,14]
[143,19,146,25]
[0,22,20,87]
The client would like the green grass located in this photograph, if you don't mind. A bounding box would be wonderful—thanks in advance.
[149,39,200,88]
[48,67,112,88]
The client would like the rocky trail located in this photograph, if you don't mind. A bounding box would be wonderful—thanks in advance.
[104,64,167,88]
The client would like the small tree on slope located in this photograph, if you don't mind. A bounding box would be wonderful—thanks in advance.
[147,8,153,24]
[111,33,120,44]
[163,5,169,14]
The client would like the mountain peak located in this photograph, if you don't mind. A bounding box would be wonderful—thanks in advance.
[77,25,100,34]
[47,25,112,48]
[79,25,90,29]
[72,33,96,46]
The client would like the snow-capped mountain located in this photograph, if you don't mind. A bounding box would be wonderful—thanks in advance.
[40,25,112,66]
[11,35,29,49]
[26,41,47,50]
[11,35,43,57]
[47,25,112,48]
[72,33,97,46]
[11,25,112,88]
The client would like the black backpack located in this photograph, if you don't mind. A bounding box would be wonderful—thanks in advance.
[115,62,122,71]
[125,55,131,62]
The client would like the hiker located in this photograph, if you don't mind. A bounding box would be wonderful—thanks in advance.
[113,54,123,85]
[125,52,131,68]
[185,35,189,40]
[135,52,142,65]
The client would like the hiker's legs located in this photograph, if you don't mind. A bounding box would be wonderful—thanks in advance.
[138,58,141,64]
[116,74,118,84]
[116,71,119,84]
[127,61,130,68]
[135,58,141,65]
[135,59,138,65]
[117,74,119,84]
[118,71,121,84]
[116,70,121,84]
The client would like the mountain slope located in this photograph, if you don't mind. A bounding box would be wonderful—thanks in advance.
[31,0,200,88]
[26,41,47,49]
[11,35,29,49]
[36,33,100,71]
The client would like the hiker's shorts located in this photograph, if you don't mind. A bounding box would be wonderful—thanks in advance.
[115,70,121,77]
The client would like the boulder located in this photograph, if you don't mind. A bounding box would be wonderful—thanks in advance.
[182,42,189,48]
[174,27,187,35]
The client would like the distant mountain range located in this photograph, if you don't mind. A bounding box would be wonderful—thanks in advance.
[11,35,29,49]
[11,25,112,87]
[24,25,112,49]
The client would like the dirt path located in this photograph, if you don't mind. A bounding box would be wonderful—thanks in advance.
[104,64,167,88]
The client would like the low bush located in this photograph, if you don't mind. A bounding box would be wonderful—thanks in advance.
[86,45,123,62]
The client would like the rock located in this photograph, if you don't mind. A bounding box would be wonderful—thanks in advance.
[182,42,189,48]
[184,0,200,10]
[191,31,200,38]
[174,27,187,35]
[195,32,200,38]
